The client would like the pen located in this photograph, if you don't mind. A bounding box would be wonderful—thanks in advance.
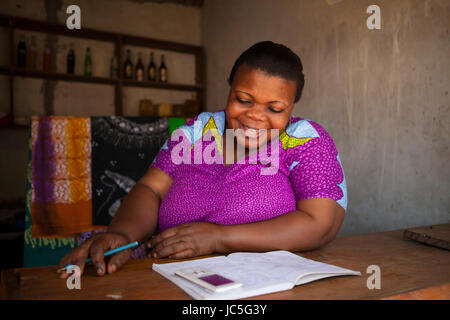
[59,241,139,271]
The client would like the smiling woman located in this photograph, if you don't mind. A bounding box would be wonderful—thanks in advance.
[57,41,348,279]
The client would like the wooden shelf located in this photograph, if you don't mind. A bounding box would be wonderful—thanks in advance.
[0,14,206,125]
[122,79,203,92]
[13,68,117,85]
[1,67,203,91]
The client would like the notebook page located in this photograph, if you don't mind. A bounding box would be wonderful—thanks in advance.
[226,251,361,285]
[152,251,361,299]
[152,255,292,300]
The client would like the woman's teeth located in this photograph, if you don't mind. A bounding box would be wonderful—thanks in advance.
[241,125,260,137]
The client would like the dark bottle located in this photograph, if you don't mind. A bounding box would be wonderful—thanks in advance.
[84,47,92,77]
[17,34,27,68]
[135,52,144,81]
[159,54,167,83]
[147,52,156,81]
[123,49,133,79]
[67,43,75,74]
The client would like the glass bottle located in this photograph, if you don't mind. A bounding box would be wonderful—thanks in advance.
[123,49,133,79]
[17,34,27,68]
[67,43,75,74]
[84,47,92,77]
[159,54,167,83]
[136,52,144,81]
[147,52,156,81]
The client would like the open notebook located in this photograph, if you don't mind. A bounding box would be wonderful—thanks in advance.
[152,250,361,300]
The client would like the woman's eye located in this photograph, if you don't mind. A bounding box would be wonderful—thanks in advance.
[269,107,283,113]
[236,97,251,105]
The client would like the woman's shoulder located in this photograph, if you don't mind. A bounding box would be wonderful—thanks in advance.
[169,110,226,146]
[183,110,226,132]
[285,116,332,141]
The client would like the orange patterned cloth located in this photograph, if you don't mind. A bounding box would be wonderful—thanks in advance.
[31,116,105,237]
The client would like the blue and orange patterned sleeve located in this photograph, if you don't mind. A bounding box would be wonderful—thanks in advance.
[284,119,348,211]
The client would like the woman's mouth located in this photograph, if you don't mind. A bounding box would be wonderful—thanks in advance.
[238,122,261,138]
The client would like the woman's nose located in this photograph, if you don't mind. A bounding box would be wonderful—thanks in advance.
[246,105,266,122]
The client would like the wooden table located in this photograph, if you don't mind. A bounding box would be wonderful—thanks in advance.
[1,225,449,300]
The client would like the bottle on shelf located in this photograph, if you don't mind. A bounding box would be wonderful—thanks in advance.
[123,49,133,79]
[159,54,167,83]
[147,51,156,81]
[67,43,75,75]
[135,52,144,81]
[27,36,37,70]
[84,47,92,77]
[17,34,27,68]
[110,54,118,79]
[43,42,51,72]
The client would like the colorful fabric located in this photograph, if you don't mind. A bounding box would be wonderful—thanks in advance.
[91,116,169,226]
[150,110,347,232]
[24,129,77,267]
[24,116,187,266]
[30,116,103,237]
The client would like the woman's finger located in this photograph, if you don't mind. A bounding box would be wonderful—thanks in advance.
[107,249,132,274]
[153,239,190,258]
[167,248,196,259]
[150,234,184,256]
[150,227,179,248]
[89,239,111,276]
[57,246,91,279]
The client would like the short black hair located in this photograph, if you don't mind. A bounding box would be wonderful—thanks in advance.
[227,41,305,103]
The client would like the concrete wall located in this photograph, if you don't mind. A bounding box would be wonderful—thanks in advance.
[201,0,450,235]
[1,0,449,237]
[0,0,201,202]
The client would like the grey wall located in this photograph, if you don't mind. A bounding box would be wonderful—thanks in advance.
[201,0,450,236]
[1,0,449,236]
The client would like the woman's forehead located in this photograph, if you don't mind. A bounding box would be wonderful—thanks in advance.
[232,65,296,103]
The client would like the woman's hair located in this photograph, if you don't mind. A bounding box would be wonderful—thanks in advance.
[227,41,305,103]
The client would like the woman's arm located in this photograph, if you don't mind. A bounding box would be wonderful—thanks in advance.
[108,167,173,243]
[149,197,345,258]
[217,198,345,253]
[57,167,172,277]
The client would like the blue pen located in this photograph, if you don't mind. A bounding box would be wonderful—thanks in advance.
[61,241,139,271]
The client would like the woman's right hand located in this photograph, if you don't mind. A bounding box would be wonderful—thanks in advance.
[57,231,133,278]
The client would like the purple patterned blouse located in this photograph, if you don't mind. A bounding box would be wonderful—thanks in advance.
[150,110,347,232]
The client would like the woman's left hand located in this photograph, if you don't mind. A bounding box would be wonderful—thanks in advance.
[148,222,221,259]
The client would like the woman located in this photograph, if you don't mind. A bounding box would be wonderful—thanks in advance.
[58,41,347,278]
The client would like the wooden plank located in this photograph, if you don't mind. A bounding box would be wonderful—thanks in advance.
[123,35,199,54]
[1,228,449,300]
[121,79,203,92]
[0,14,202,54]
[382,282,450,300]
[13,68,116,85]
[404,223,450,251]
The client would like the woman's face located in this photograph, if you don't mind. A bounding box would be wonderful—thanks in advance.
[225,63,297,149]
